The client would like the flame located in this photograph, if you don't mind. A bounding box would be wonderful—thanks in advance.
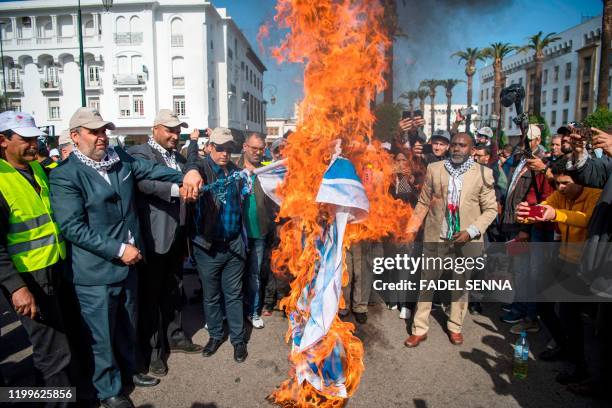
[257,22,271,56]
[267,0,413,406]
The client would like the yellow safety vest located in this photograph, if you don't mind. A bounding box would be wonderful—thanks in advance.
[0,159,66,272]
[45,161,58,169]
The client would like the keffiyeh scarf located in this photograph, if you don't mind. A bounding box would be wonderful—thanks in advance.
[148,137,177,169]
[443,157,475,240]
[72,143,120,171]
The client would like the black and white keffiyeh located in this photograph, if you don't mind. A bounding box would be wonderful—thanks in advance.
[72,143,121,171]
[148,137,177,169]
[442,157,475,239]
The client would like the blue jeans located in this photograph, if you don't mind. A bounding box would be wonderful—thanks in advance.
[194,236,246,345]
[245,238,266,318]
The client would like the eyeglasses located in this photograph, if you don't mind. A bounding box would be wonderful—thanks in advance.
[245,144,265,153]
[212,143,231,153]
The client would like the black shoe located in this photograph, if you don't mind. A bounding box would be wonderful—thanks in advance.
[202,337,223,357]
[131,373,160,387]
[354,312,368,324]
[233,342,248,363]
[556,366,590,385]
[539,346,568,362]
[148,359,168,377]
[100,395,135,408]
[170,340,203,354]
[468,302,483,315]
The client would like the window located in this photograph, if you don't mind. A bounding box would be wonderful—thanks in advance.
[245,67,249,81]
[117,55,129,74]
[565,62,572,80]
[173,96,186,116]
[10,98,21,111]
[170,18,183,47]
[485,104,489,116]
[228,48,233,59]
[485,88,489,99]
[562,109,568,124]
[119,95,131,117]
[267,127,279,136]
[48,98,60,119]
[519,77,523,86]
[133,95,144,116]
[21,17,31,28]
[172,57,184,87]
[551,110,557,127]
[552,88,558,104]
[554,65,559,82]
[563,85,570,103]
[210,40,214,49]
[543,69,548,85]
[480,89,484,102]
[88,96,100,111]
[88,65,100,85]
[542,90,547,106]
[46,66,59,85]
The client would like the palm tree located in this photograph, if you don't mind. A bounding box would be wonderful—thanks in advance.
[598,0,612,108]
[440,79,465,131]
[482,43,518,134]
[518,31,561,116]
[382,0,399,105]
[399,90,418,115]
[451,47,486,131]
[417,87,429,114]
[420,79,443,135]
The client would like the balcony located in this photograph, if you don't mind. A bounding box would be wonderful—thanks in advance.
[172,77,185,88]
[36,37,54,45]
[40,79,62,92]
[86,77,103,90]
[16,37,32,46]
[114,32,143,45]
[171,35,183,47]
[2,79,22,93]
[113,73,146,89]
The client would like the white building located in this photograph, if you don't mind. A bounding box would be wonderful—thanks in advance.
[477,16,608,137]
[265,102,299,143]
[422,103,478,137]
[0,0,266,145]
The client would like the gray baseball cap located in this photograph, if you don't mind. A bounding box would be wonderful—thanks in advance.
[69,107,115,130]
[154,109,188,128]
[209,127,234,145]
[431,129,450,143]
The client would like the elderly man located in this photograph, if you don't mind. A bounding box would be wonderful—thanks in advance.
[127,110,203,377]
[57,129,73,161]
[50,108,202,408]
[0,111,72,398]
[185,127,249,363]
[404,133,497,347]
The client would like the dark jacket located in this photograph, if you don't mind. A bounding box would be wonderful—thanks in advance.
[49,148,183,285]
[127,143,187,254]
[568,156,612,293]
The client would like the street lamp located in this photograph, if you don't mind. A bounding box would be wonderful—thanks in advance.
[78,1,113,107]
[263,84,277,105]
[0,21,8,111]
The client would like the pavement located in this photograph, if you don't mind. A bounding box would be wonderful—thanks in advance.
[1,272,607,408]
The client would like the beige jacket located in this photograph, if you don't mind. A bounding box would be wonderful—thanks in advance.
[415,160,498,243]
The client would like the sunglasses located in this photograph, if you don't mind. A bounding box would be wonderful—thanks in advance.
[212,143,232,153]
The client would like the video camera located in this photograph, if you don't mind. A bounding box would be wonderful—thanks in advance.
[500,84,532,157]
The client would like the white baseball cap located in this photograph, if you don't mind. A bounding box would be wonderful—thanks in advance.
[49,148,60,158]
[477,127,494,138]
[0,111,47,137]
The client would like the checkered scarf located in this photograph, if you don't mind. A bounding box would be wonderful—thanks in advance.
[443,157,474,240]
[72,143,120,171]
[148,136,177,169]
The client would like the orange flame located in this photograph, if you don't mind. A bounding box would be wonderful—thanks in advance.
[267,0,413,406]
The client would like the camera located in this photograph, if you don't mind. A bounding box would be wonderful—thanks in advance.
[500,84,525,110]
[460,106,476,116]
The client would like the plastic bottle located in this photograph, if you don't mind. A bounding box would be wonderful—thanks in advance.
[513,331,529,379]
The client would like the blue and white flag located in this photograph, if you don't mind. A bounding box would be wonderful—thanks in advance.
[254,159,288,206]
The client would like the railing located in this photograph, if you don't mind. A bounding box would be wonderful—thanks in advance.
[36,37,54,45]
[2,79,22,92]
[171,34,183,47]
[58,36,74,44]
[114,32,143,45]
[40,79,62,91]
[16,38,32,45]
[113,73,146,87]
[172,77,185,87]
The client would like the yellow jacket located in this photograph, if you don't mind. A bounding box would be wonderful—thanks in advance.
[542,187,602,264]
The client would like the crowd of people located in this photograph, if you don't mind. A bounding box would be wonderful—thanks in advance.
[0,105,611,407]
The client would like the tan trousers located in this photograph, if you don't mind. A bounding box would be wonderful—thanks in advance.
[411,242,479,336]
[342,241,384,314]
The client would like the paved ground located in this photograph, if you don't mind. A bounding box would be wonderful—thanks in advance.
[1,273,607,407]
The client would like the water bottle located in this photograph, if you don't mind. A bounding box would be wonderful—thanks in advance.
[513,331,529,379]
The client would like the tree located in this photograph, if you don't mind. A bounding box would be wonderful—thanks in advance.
[519,31,561,116]
[440,79,464,131]
[382,0,402,105]
[373,103,403,143]
[583,107,612,129]
[420,79,443,135]
[482,43,518,135]
[451,47,486,131]
[417,87,429,114]
[598,0,612,108]
[398,90,418,114]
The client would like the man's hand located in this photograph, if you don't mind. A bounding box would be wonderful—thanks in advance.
[12,286,38,319]
[592,127,612,157]
[516,201,534,223]
[412,143,424,156]
[189,128,200,141]
[181,169,203,201]
[399,118,416,133]
[526,157,547,172]
[121,244,142,265]
[452,231,471,243]
[535,204,556,222]
[454,109,465,123]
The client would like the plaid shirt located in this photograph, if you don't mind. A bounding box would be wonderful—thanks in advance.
[206,156,242,240]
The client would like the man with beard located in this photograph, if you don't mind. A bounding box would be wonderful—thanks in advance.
[127,110,203,378]
[404,133,497,347]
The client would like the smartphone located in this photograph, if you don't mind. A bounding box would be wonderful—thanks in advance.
[528,205,545,218]
[413,109,423,119]
[402,111,411,120]
[422,144,433,154]
[199,129,207,138]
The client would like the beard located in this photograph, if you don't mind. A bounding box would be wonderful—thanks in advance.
[561,145,573,154]
[450,153,469,165]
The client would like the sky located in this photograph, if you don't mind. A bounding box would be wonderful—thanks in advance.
[216,0,605,118]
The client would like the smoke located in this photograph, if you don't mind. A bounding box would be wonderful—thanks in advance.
[394,0,512,101]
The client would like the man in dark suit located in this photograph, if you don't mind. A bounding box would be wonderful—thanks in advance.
[127,110,203,377]
[49,108,202,408]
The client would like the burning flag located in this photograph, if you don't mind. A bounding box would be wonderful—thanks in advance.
[264,0,413,406]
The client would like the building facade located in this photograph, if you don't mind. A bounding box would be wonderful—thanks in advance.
[477,16,609,137]
[422,103,478,137]
[0,0,266,145]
